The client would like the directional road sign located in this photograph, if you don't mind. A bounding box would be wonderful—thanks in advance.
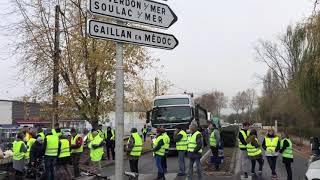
[88,0,178,29]
[87,20,178,50]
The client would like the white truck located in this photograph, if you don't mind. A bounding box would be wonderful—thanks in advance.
[306,137,320,180]
[146,93,208,152]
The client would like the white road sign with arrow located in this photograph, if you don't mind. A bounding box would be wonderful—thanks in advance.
[87,20,178,50]
[88,0,178,29]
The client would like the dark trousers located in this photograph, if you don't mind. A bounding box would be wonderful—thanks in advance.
[283,161,292,180]
[178,151,186,174]
[72,153,82,177]
[14,170,24,180]
[129,159,139,173]
[143,133,147,142]
[106,141,115,160]
[266,156,277,175]
[161,153,167,173]
[251,158,264,173]
[155,155,165,179]
[188,156,202,180]
[44,156,56,180]
[210,146,219,169]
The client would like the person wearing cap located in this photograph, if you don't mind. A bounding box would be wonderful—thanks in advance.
[208,122,221,170]
[13,132,27,180]
[89,129,105,175]
[239,121,251,178]
[153,128,166,180]
[70,128,83,178]
[262,129,280,179]
[173,125,187,176]
[30,136,45,166]
[187,123,203,180]
[126,128,143,173]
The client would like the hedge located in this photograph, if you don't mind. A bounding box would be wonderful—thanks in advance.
[285,126,320,139]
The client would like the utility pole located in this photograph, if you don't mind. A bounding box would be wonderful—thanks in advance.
[115,20,124,180]
[52,4,60,128]
[155,77,159,97]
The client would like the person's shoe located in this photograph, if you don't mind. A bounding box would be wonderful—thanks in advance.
[251,172,256,176]
[176,173,186,176]
[244,172,248,178]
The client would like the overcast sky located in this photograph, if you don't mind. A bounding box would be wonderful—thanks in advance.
[0,0,315,110]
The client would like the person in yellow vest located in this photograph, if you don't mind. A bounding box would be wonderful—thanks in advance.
[209,122,221,170]
[70,128,83,178]
[279,131,293,180]
[105,126,115,160]
[52,123,61,137]
[262,129,280,179]
[44,131,59,180]
[173,125,187,176]
[126,128,143,173]
[238,121,251,178]
[187,123,203,180]
[89,129,105,175]
[153,128,165,180]
[246,129,264,176]
[162,131,170,173]
[25,132,37,162]
[141,125,148,142]
[56,134,72,179]
[13,132,27,180]
[37,127,45,140]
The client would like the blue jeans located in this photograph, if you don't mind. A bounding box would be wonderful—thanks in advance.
[188,156,202,180]
[155,155,164,174]
[178,151,186,174]
[44,156,56,180]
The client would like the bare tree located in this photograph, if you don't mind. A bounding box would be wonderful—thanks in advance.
[195,90,228,116]
[245,88,257,119]
[214,91,228,116]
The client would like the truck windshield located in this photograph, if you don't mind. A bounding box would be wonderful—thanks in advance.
[154,106,192,123]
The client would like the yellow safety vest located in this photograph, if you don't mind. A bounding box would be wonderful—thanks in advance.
[13,140,25,160]
[71,134,83,153]
[87,132,94,142]
[110,129,115,141]
[153,135,165,156]
[163,132,170,151]
[239,130,250,149]
[210,130,217,147]
[188,131,202,153]
[52,129,61,137]
[45,135,59,156]
[37,132,45,140]
[265,136,279,156]
[246,138,262,157]
[280,138,293,159]
[25,138,36,158]
[128,132,143,156]
[142,128,147,134]
[89,135,104,162]
[59,139,71,158]
[176,130,188,151]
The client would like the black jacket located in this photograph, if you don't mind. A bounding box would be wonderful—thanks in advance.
[30,141,44,162]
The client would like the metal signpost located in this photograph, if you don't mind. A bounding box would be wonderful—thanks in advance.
[87,0,178,179]
[88,0,177,29]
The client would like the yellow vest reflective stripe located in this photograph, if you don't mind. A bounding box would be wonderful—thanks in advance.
[142,128,147,134]
[163,132,170,150]
[52,129,61,137]
[25,138,36,158]
[129,132,143,156]
[45,135,59,156]
[239,130,250,149]
[71,134,83,153]
[210,131,217,147]
[188,131,202,153]
[110,130,115,141]
[89,135,104,162]
[38,132,45,140]
[59,139,71,158]
[246,138,262,156]
[280,138,293,159]
[176,130,187,151]
[13,140,25,160]
[153,135,165,156]
[265,137,279,156]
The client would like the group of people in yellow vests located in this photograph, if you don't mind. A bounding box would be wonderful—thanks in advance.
[12,123,85,180]
[239,122,293,180]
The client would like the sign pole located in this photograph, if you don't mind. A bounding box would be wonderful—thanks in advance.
[115,20,125,180]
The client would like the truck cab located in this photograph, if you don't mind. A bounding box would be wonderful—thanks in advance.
[146,94,208,151]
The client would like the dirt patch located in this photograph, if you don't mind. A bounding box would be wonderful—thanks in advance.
[202,147,236,176]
